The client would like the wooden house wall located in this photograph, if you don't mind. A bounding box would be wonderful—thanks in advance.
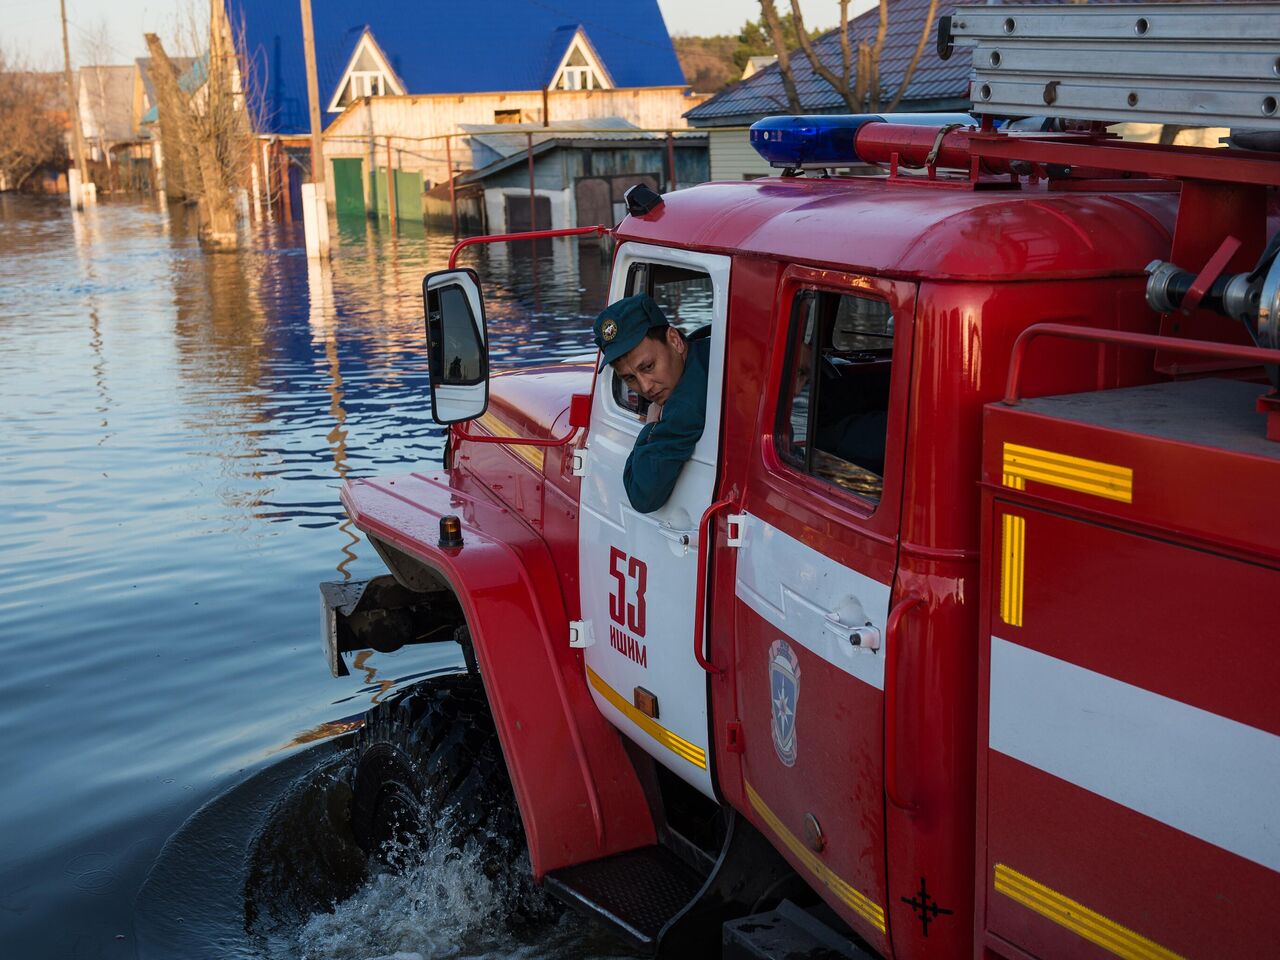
[322,86,707,190]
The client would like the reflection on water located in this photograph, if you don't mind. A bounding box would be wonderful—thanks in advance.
[351,650,395,705]
[0,194,613,955]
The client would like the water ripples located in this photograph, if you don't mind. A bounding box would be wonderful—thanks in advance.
[0,194,613,955]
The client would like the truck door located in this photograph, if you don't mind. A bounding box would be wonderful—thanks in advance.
[732,266,916,954]
[578,243,730,799]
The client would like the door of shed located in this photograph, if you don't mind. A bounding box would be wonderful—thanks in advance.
[395,170,423,223]
[332,158,365,218]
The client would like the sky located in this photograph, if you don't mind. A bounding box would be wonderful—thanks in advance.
[5,0,874,69]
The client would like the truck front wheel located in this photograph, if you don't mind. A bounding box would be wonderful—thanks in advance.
[350,673,522,876]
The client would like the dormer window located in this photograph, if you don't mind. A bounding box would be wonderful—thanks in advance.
[328,30,405,112]
[550,29,612,92]
[350,72,384,99]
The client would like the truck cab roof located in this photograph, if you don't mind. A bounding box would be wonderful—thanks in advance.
[616,177,1180,283]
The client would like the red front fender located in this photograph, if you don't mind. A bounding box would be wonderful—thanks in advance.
[341,469,655,878]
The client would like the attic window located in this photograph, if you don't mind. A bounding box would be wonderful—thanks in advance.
[328,31,405,112]
[494,109,522,124]
[550,32,611,92]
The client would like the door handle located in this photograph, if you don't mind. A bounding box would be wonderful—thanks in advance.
[823,613,882,651]
[657,523,696,548]
[884,593,925,812]
[693,496,738,675]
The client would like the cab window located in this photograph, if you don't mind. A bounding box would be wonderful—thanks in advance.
[776,290,894,504]
[611,262,714,415]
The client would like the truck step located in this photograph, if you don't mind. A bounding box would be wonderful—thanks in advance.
[723,900,875,960]
[544,844,705,950]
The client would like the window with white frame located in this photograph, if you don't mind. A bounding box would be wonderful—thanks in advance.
[328,31,404,112]
[351,73,384,98]
[551,32,611,92]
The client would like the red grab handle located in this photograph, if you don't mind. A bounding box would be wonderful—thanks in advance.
[884,593,926,812]
[693,496,738,675]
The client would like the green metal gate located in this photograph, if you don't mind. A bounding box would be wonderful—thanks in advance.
[331,158,365,218]
[394,169,423,222]
[369,167,424,224]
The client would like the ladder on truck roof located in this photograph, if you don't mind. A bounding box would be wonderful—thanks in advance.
[941,2,1280,129]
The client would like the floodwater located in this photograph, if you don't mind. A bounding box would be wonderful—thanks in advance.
[0,194,626,958]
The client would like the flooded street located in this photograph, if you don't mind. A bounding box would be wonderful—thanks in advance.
[0,194,623,958]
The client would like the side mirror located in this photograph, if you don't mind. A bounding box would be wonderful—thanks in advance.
[423,268,489,424]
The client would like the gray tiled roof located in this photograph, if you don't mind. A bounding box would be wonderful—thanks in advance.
[686,0,1215,125]
[687,0,975,124]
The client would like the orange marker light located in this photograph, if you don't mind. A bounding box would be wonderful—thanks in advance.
[633,686,659,719]
[439,515,463,548]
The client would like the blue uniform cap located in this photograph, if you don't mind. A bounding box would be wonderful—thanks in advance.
[593,294,668,372]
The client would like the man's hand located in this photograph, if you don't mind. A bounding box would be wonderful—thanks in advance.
[644,400,663,424]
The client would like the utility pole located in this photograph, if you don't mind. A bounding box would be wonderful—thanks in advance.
[299,0,330,257]
[300,0,325,189]
[60,0,92,208]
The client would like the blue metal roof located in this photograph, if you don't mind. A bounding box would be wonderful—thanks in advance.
[227,0,686,135]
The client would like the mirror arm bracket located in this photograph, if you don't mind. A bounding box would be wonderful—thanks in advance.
[451,422,579,448]
[450,393,592,449]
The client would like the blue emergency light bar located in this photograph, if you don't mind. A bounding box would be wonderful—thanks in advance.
[749,114,979,168]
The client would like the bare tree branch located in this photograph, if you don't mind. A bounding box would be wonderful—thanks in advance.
[78,19,115,169]
[144,32,197,200]
[758,0,802,112]
[869,0,889,111]
[837,0,853,104]
[788,0,858,112]
[885,0,940,113]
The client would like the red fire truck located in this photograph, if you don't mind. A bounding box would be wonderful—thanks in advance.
[320,5,1280,957]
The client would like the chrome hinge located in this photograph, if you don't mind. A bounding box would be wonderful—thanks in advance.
[568,619,594,648]
[571,449,588,477]
[726,513,747,548]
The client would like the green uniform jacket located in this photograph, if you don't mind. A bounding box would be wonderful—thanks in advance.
[623,337,711,514]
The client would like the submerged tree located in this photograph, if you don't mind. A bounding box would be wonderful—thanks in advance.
[144,5,259,249]
[0,50,67,191]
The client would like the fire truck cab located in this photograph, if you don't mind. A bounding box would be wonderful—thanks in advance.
[322,5,1280,958]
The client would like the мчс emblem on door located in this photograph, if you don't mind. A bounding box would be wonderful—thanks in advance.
[768,638,801,767]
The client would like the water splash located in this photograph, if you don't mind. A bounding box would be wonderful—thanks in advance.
[291,809,626,960]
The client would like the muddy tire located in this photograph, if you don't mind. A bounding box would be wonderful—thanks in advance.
[350,673,523,874]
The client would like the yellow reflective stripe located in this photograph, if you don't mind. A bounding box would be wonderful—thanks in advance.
[475,413,545,472]
[1000,513,1025,627]
[1003,443,1133,503]
[745,781,886,933]
[586,666,706,768]
[994,864,1185,960]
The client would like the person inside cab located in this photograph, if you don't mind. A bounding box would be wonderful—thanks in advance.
[593,294,710,514]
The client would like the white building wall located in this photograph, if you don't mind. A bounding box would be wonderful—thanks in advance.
[707,128,773,181]
[484,186,573,233]
[322,87,709,189]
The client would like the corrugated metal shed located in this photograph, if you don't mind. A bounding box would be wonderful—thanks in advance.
[462,117,681,158]
[686,0,972,126]
[459,118,704,183]
[227,0,686,136]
